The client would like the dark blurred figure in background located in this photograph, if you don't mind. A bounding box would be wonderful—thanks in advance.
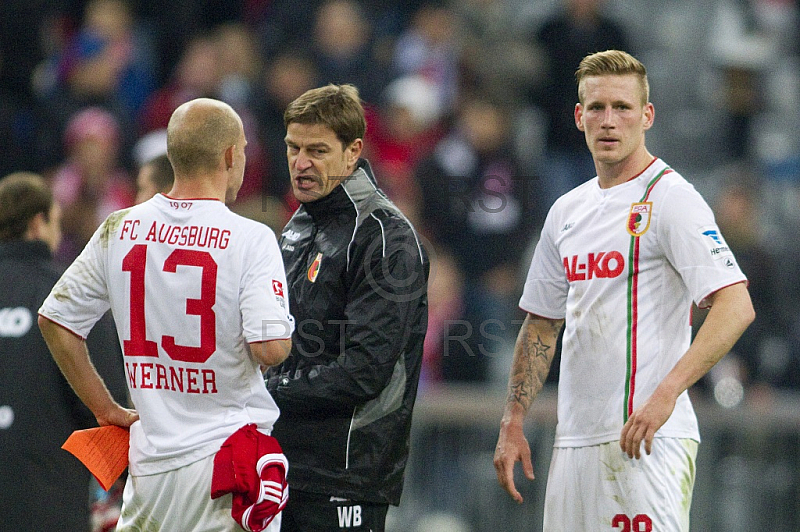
[0,172,127,532]
[309,0,392,105]
[59,0,157,118]
[454,0,544,106]
[135,152,173,203]
[527,0,632,208]
[696,168,791,398]
[137,32,220,133]
[392,3,460,115]
[0,2,57,176]
[414,94,541,383]
[213,22,269,205]
[707,0,798,162]
[34,0,156,172]
[135,0,243,86]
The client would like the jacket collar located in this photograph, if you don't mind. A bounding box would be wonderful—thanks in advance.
[302,159,378,220]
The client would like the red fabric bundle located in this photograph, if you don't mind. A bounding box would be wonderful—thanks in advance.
[211,424,289,532]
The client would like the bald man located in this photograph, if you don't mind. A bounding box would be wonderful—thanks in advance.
[39,98,295,531]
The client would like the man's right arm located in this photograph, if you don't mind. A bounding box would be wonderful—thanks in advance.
[493,312,563,503]
[38,316,138,428]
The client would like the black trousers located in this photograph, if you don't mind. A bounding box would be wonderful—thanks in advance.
[280,489,389,532]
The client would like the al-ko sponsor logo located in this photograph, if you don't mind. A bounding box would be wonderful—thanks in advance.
[563,251,625,282]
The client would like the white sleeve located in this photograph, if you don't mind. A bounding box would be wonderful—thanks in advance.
[38,221,112,338]
[518,209,569,319]
[240,225,295,342]
[658,183,747,308]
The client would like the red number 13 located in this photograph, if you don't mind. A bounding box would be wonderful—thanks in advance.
[122,244,217,363]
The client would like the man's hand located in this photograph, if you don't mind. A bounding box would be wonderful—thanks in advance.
[493,420,535,503]
[619,388,676,459]
[96,405,139,429]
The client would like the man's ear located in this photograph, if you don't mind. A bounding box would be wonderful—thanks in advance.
[643,102,655,131]
[346,138,363,168]
[224,145,235,170]
[574,103,585,132]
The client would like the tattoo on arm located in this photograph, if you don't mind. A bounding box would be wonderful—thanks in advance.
[506,317,561,411]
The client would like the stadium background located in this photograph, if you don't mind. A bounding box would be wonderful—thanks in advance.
[1,0,799,530]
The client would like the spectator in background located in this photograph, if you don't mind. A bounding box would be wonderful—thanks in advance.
[213,22,269,204]
[63,0,157,117]
[251,0,326,61]
[528,0,631,208]
[0,1,58,176]
[216,22,263,109]
[37,0,156,171]
[454,0,544,105]
[414,94,540,383]
[135,152,173,203]
[706,0,798,162]
[696,169,789,394]
[393,3,460,114]
[134,0,243,86]
[0,53,43,176]
[253,49,319,222]
[137,33,220,133]
[419,247,465,390]
[50,106,135,264]
[0,172,127,532]
[311,0,392,104]
[364,74,446,220]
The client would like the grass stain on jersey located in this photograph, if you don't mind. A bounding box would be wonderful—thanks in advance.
[99,208,133,248]
[50,210,133,301]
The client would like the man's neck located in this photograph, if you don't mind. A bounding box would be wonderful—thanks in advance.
[596,148,655,189]
[168,175,225,202]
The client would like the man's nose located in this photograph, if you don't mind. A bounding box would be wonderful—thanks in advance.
[601,107,615,127]
[294,151,313,170]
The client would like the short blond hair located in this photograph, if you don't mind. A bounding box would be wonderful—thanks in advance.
[576,50,649,106]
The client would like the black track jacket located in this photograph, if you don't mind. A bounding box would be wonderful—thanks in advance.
[266,159,429,505]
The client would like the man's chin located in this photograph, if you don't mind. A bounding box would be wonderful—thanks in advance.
[293,186,324,203]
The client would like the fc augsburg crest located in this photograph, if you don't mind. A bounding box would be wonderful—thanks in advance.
[307,252,323,282]
[627,202,652,237]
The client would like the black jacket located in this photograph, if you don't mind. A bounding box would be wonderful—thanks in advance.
[266,159,429,505]
[0,240,127,531]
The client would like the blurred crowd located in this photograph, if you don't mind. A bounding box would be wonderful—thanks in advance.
[1,0,800,401]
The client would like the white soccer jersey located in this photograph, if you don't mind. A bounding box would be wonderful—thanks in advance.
[40,194,295,475]
[520,158,746,448]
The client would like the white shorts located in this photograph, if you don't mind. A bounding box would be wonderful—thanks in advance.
[543,438,698,532]
[116,454,281,532]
